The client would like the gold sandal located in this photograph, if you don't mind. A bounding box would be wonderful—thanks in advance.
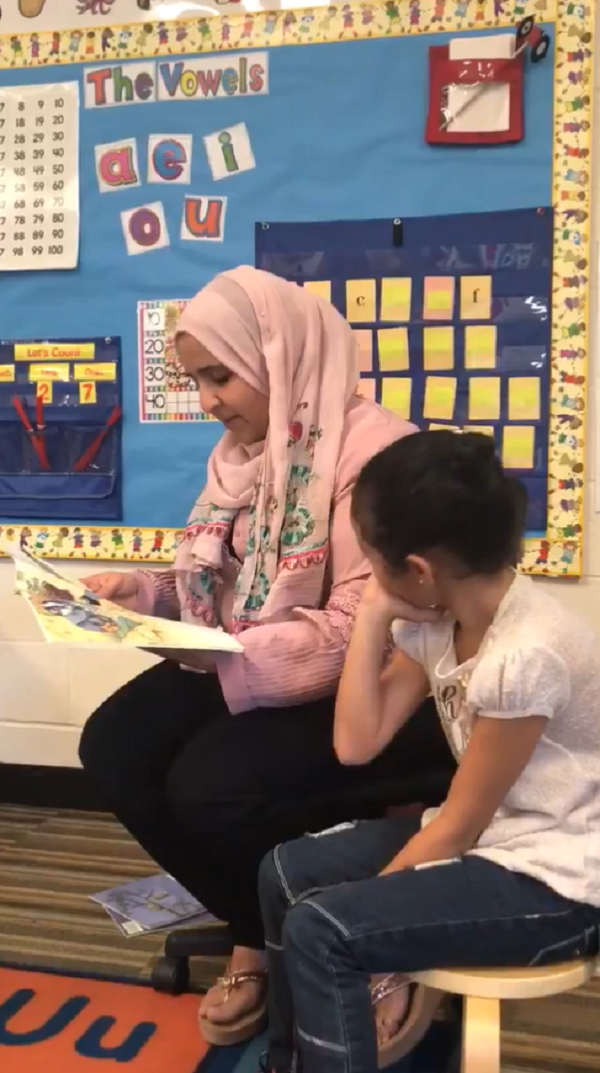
[198,968,268,1046]
[372,973,444,1069]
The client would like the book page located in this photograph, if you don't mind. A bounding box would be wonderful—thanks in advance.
[8,546,243,652]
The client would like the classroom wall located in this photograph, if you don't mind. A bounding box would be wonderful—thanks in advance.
[0,47,598,770]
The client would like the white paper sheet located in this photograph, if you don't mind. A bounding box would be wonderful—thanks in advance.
[446,34,514,135]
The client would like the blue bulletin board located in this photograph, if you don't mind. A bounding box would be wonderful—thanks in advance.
[0,0,593,577]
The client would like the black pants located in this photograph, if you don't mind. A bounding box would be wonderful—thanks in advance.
[79,661,455,948]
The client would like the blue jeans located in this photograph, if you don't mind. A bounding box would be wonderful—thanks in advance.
[258,815,600,1073]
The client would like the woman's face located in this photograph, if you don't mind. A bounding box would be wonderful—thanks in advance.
[177,333,269,446]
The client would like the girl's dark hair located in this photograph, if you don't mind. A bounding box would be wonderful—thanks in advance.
[352,431,527,575]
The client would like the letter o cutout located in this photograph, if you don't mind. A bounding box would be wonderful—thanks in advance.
[129,207,161,248]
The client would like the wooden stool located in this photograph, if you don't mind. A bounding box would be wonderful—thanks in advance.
[407,958,598,1073]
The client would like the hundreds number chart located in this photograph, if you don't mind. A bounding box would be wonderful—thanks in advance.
[138,300,215,423]
[0,82,79,272]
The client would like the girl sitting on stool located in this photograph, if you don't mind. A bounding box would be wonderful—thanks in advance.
[259,430,600,1073]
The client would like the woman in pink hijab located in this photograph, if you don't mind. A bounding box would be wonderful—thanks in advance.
[79,267,454,1045]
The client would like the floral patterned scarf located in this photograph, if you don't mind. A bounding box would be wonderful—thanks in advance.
[173,266,359,633]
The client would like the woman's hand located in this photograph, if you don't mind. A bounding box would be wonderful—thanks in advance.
[359,577,442,626]
[81,571,140,610]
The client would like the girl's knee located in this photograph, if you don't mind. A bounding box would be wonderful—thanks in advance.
[283,899,332,957]
[265,836,330,908]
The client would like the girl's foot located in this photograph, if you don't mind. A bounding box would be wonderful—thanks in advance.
[371,974,411,1044]
[372,975,445,1069]
[199,946,268,1045]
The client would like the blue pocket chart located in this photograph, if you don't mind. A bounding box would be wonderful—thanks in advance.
[0,337,122,520]
[256,208,553,536]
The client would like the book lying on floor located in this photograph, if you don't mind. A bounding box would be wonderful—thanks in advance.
[6,545,243,651]
[91,874,219,937]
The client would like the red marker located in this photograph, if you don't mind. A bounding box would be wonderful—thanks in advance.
[12,396,51,472]
[73,405,122,473]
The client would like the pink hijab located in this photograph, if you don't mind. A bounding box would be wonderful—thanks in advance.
[174,266,359,632]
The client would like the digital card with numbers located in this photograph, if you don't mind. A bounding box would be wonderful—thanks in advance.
[0,81,79,272]
[138,300,215,423]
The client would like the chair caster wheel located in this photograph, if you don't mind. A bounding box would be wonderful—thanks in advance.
[151,955,190,995]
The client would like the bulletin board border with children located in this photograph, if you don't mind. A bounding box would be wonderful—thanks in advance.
[0,0,593,579]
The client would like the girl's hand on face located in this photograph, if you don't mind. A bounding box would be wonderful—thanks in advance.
[359,577,443,626]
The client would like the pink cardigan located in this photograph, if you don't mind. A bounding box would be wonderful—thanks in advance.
[135,398,414,714]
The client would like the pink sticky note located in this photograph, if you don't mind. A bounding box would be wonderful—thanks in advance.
[357,377,376,401]
[353,330,373,372]
[423,277,455,321]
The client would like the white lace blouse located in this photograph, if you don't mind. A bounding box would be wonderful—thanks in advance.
[393,574,600,907]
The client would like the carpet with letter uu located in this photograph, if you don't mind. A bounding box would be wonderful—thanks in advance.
[0,961,461,1073]
[0,804,598,1071]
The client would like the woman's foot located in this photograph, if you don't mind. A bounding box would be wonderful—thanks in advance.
[371,974,411,1045]
[200,946,267,1027]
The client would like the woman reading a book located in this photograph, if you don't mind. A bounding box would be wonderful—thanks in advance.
[79,266,455,1046]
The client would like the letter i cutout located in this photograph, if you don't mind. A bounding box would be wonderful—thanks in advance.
[218,131,239,174]
[204,122,255,181]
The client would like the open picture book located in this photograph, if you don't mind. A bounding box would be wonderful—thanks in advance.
[7,545,243,652]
